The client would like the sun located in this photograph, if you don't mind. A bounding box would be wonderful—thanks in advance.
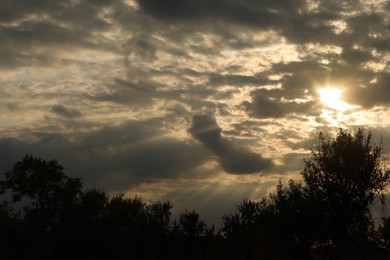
[317,87,352,111]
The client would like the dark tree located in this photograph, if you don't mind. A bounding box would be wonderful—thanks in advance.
[177,209,206,238]
[147,200,172,236]
[0,201,21,258]
[62,188,109,258]
[379,217,390,250]
[222,182,315,259]
[0,155,82,258]
[303,129,390,255]
[2,155,82,230]
[222,198,276,259]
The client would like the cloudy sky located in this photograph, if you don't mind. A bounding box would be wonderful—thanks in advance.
[1,0,390,223]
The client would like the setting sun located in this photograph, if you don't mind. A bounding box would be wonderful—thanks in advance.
[318,87,353,111]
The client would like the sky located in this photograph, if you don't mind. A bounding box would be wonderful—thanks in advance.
[1,0,390,223]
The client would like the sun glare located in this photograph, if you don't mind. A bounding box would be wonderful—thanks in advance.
[318,87,352,111]
[316,86,361,127]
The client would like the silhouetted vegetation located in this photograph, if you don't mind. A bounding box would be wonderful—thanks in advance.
[1,129,390,259]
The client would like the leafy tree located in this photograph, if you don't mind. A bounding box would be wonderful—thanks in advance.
[222,198,276,259]
[2,155,82,231]
[303,129,390,254]
[147,200,172,236]
[177,209,206,238]
[269,180,326,259]
[222,182,316,259]
[79,188,109,222]
[1,129,389,259]
[62,188,109,257]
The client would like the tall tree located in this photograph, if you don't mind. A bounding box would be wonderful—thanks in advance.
[303,129,390,254]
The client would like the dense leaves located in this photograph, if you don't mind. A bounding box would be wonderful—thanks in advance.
[1,129,390,259]
[303,129,390,255]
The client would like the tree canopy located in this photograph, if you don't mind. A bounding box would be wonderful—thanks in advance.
[303,129,390,254]
[1,129,390,259]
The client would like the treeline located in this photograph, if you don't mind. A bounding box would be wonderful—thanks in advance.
[1,129,390,259]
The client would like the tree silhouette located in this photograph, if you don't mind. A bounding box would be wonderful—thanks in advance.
[1,130,390,259]
[170,209,207,259]
[379,216,390,250]
[222,182,316,259]
[3,155,82,230]
[0,155,82,258]
[222,198,276,259]
[0,201,21,259]
[303,129,390,256]
[221,129,390,259]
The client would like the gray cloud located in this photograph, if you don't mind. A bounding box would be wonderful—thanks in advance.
[207,73,276,87]
[0,0,121,69]
[51,104,82,118]
[188,114,273,174]
[344,73,390,108]
[138,0,280,26]
[2,0,390,224]
[242,91,317,119]
[136,0,343,46]
[89,78,184,108]
[0,119,209,192]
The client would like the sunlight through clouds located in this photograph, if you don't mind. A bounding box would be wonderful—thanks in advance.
[1,0,390,224]
[318,87,358,111]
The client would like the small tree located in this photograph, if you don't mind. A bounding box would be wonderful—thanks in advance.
[303,129,390,253]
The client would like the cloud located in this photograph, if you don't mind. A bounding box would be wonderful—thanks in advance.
[137,0,306,27]
[2,0,390,224]
[242,91,317,119]
[0,0,121,70]
[89,78,184,108]
[207,73,275,87]
[344,73,390,108]
[51,104,82,118]
[0,120,209,192]
[188,115,273,174]
[136,0,345,47]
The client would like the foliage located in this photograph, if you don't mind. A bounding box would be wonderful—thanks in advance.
[379,217,390,250]
[1,129,390,259]
[3,155,82,232]
[303,129,390,254]
[176,209,206,238]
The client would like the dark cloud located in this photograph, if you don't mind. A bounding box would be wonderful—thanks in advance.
[89,78,184,108]
[0,0,383,229]
[343,73,390,108]
[0,0,121,69]
[188,114,273,174]
[207,73,276,87]
[136,0,344,46]
[137,0,280,26]
[242,92,317,119]
[340,48,375,65]
[51,104,82,118]
[0,0,114,23]
[0,120,209,192]
[2,0,390,224]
